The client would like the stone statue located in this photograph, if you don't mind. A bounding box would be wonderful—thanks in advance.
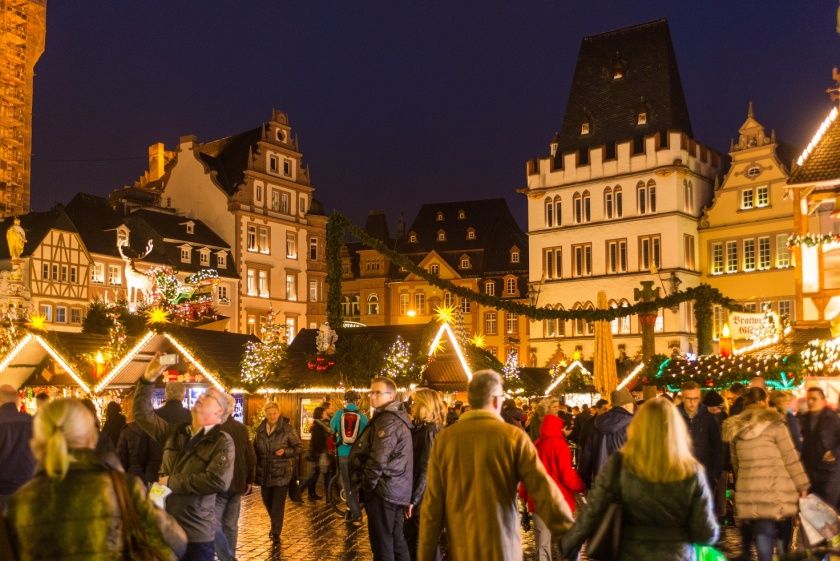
[6,218,25,261]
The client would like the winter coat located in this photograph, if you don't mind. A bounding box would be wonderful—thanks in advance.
[678,404,724,481]
[800,407,840,484]
[100,412,126,450]
[220,416,256,494]
[306,419,331,461]
[723,405,809,520]
[418,409,573,561]
[501,406,525,428]
[147,399,192,478]
[6,448,186,561]
[561,453,719,561]
[116,421,156,485]
[409,421,440,506]
[579,406,633,487]
[253,417,302,488]
[0,402,34,495]
[349,400,413,505]
[133,380,234,543]
[520,414,585,513]
[569,409,591,444]
[783,410,803,453]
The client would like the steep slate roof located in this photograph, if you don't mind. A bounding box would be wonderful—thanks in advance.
[65,193,124,256]
[198,127,263,195]
[555,19,692,162]
[0,207,80,260]
[393,198,527,278]
[788,107,840,185]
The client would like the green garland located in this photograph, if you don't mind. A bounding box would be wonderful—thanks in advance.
[327,211,743,326]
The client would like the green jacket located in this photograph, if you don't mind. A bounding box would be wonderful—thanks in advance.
[6,449,186,561]
[133,380,234,543]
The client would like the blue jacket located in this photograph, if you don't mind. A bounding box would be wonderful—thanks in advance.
[0,402,34,494]
[331,404,369,457]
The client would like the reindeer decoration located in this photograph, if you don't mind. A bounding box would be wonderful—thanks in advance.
[117,239,154,306]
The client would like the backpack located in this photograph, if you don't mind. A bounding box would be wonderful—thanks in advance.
[339,410,362,445]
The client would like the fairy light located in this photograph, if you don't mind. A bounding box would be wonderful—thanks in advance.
[0,333,33,373]
[256,386,371,395]
[616,362,645,391]
[733,325,792,356]
[545,360,592,394]
[34,335,92,395]
[163,333,226,392]
[427,322,473,381]
[94,331,156,393]
[797,106,838,167]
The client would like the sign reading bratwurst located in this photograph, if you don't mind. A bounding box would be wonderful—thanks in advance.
[729,312,779,340]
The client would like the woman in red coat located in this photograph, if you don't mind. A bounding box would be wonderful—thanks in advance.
[520,414,585,561]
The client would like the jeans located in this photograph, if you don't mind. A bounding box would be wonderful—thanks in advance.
[301,460,325,497]
[533,513,552,561]
[214,491,242,561]
[261,485,289,536]
[182,541,215,561]
[740,519,777,561]
[365,491,410,561]
[339,456,362,520]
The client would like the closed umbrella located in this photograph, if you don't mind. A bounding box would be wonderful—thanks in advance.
[593,291,617,396]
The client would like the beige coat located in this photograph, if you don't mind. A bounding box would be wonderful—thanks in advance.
[723,406,809,519]
[418,409,573,561]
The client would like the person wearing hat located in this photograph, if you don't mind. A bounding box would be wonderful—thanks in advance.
[702,390,727,425]
[330,390,369,524]
[578,388,635,488]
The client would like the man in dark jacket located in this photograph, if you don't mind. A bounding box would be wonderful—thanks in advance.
[0,384,34,509]
[147,381,193,478]
[350,376,413,561]
[214,395,256,561]
[134,354,234,561]
[578,389,634,488]
[677,382,723,488]
[801,387,840,506]
[116,421,156,485]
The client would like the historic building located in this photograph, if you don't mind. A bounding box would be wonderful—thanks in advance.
[117,109,328,339]
[522,20,721,365]
[0,0,46,216]
[340,199,530,364]
[699,104,797,344]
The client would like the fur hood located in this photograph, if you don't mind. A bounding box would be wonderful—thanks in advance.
[722,406,782,443]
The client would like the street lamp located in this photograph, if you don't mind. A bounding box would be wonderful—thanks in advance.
[528,281,542,307]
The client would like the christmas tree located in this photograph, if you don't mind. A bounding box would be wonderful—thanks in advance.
[381,336,412,378]
[241,309,287,386]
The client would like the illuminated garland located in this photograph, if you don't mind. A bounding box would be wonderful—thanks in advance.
[240,310,288,387]
[787,233,840,248]
[651,353,803,391]
[801,338,840,374]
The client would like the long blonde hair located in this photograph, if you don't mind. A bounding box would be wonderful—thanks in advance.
[410,388,446,427]
[622,398,699,483]
[31,398,97,480]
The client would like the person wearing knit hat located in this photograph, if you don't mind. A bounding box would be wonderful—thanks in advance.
[642,385,659,402]
[610,388,634,407]
[578,388,635,487]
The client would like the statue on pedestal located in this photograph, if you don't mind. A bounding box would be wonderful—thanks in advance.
[6,218,25,282]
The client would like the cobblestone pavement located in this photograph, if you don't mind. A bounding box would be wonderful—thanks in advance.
[233,488,747,560]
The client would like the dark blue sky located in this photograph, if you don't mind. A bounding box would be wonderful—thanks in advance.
[31,1,838,228]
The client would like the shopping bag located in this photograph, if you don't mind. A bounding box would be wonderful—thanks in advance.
[693,544,727,561]
[799,494,840,547]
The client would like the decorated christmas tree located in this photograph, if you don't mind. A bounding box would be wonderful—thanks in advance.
[241,309,287,386]
[381,336,412,378]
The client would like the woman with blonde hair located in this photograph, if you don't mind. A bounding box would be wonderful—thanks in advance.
[404,388,446,561]
[5,398,186,561]
[561,397,719,561]
[528,397,560,441]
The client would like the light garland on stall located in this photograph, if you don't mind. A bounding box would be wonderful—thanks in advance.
[163,333,226,392]
[93,331,156,393]
[616,362,646,391]
[786,233,840,248]
[545,360,592,394]
[797,106,838,167]
[427,322,473,381]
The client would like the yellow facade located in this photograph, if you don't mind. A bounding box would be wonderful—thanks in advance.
[699,104,796,343]
[0,0,46,216]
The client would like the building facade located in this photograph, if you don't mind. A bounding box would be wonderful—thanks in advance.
[523,20,721,365]
[0,0,46,216]
[699,104,797,344]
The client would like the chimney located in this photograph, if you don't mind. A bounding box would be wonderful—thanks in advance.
[148,142,166,181]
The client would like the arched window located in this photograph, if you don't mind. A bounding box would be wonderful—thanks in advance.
[610,301,619,334]
[614,186,623,218]
[619,300,631,334]
[573,192,582,223]
[637,180,647,214]
[582,190,591,222]
[545,198,554,227]
[351,295,360,317]
[443,291,453,307]
[367,293,380,315]
[647,179,657,213]
[573,303,585,335]
[554,196,562,227]
[604,187,613,219]
[341,296,351,317]
[584,302,595,335]
[544,305,555,337]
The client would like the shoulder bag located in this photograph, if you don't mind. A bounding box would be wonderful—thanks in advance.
[109,470,161,561]
[586,453,623,561]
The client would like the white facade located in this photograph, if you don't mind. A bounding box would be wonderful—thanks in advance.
[524,132,720,365]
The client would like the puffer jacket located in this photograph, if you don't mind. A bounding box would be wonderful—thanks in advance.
[6,448,186,561]
[133,380,234,543]
[561,453,719,561]
[350,400,413,505]
[253,417,302,487]
[723,405,809,520]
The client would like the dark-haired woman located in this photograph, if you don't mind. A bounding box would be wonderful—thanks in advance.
[299,406,331,500]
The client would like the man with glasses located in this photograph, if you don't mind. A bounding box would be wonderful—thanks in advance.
[418,370,573,561]
[350,376,412,561]
[677,381,723,493]
[134,352,235,561]
[801,387,840,507]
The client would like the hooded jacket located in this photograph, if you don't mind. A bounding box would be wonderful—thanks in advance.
[723,406,809,520]
[520,415,585,513]
[578,406,633,487]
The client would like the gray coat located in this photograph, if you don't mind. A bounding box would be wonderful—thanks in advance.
[562,453,719,561]
[253,418,302,488]
[133,380,234,543]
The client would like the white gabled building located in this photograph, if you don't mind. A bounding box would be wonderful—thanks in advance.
[521,20,721,366]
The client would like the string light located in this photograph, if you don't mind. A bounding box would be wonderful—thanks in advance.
[427,322,472,381]
[94,331,156,393]
[163,333,226,392]
[34,335,92,395]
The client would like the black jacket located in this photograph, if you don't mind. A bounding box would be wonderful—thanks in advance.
[147,399,193,478]
[350,401,413,505]
[116,421,156,485]
[101,412,127,450]
[410,421,440,506]
[678,404,723,481]
[578,406,633,487]
[0,402,34,494]
[253,418,302,488]
[306,419,331,461]
[801,407,840,483]
[220,417,257,494]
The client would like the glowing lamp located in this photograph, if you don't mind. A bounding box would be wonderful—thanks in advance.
[406,309,417,318]
[719,324,733,357]
[27,314,47,331]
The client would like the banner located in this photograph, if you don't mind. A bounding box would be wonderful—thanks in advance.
[729,312,778,340]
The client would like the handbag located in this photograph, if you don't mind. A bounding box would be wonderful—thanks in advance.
[586,453,623,561]
[109,470,161,561]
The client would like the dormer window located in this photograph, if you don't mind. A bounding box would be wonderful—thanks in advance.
[637,112,647,125]
[179,245,192,264]
[485,281,495,296]
[185,221,195,235]
[613,69,624,80]
[437,229,446,242]
[436,211,444,222]
[199,248,210,266]
[408,231,418,243]
[216,251,227,269]
[430,264,440,275]
[466,228,476,240]
[459,255,471,269]
[510,248,520,263]
[458,209,466,219]
[580,121,590,135]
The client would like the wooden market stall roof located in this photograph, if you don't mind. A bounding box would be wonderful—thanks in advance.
[742,326,832,358]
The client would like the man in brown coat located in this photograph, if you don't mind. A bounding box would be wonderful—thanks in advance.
[418,370,573,561]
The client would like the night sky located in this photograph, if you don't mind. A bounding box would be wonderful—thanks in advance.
[31,1,839,229]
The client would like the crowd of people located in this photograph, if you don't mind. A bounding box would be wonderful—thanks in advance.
[0,357,838,561]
